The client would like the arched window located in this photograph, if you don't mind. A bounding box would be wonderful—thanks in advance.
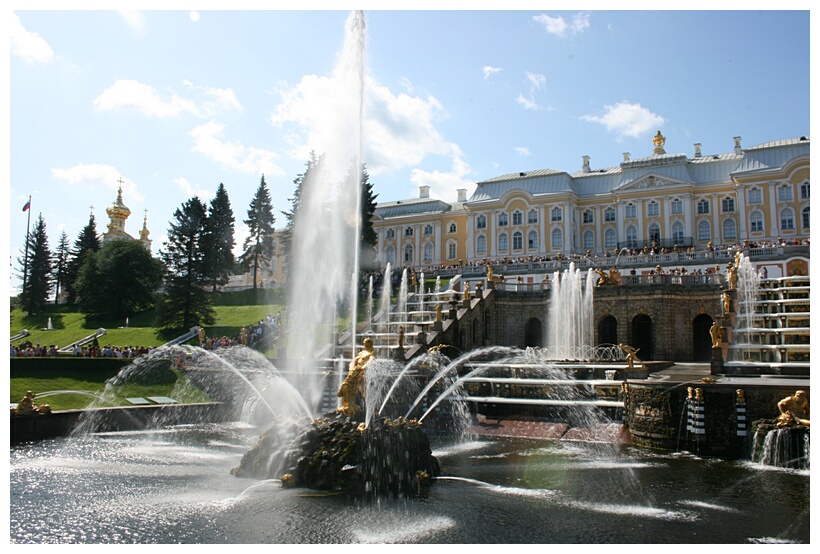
[498,233,509,251]
[528,209,538,224]
[802,206,810,229]
[648,222,661,244]
[448,222,457,233]
[605,228,616,248]
[423,224,433,236]
[476,235,487,255]
[498,212,509,226]
[723,218,737,240]
[512,210,523,226]
[778,184,793,202]
[404,227,414,237]
[750,211,764,233]
[385,246,395,265]
[697,199,710,215]
[625,225,638,248]
[386,229,395,239]
[722,197,735,213]
[671,198,683,214]
[512,231,523,250]
[672,221,685,243]
[583,210,594,224]
[551,228,563,249]
[404,244,414,263]
[528,230,539,250]
[780,208,795,230]
[583,230,594,250]
[423,242,433,261]
[447,240,457,260]
[647,201,659,217]
[800,182,810,199]
[476,215,487,229]
[748,188,763,204]
[625,203,637,218]
[604,207,616,222]
[551,207,562,222]
[698,220,711,241]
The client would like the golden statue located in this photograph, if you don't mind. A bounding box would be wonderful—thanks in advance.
[687,387,694,401]
[736,389,746,404]
[435,303,442,323]
[240,326,249,346]
[722,291,731,315]
[776,390,810,427]
[15,391,37,415]
[618,343,643,370]
[198,326,206,346]
[652,130,666,154]
[694,388,704,402]
[487,265,493,281]
[727,264,738,289]
[337,338,375,417]
[463,283,471,302]
[709,321,723,348]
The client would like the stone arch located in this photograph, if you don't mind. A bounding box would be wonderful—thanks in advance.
[692,313,713,362]
[597,315,618,346]
[524,317,543,347]
[631,313,654,361]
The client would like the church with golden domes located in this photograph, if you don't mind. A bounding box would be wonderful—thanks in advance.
[101,182,152,251]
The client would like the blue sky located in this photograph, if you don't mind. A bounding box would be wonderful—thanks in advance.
[6,6,812,295]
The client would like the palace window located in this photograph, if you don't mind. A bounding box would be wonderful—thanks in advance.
[748,188,763,204]
[648,223,661,244]
[672,221,685,243]
[750,211,764,233]
[498,233,509,251]
[780,208,795,231]
[583,210,594,224]
[512,231,523,250]
[625,225,638,248]
[697,199,710,215]
[647,201,659,217]
[404,245,414,263]
[528,209,538,224]
[604,207,616,222]
[551,207,563,222]
[404,227,414,237]
[551,228,563,249]
[476,215,487,229]
[778,184,793,202]
[448,222,457,233]
[605,228,616,248]
[802,207,810,229]
[698,220,711,241]
[671,198,683,214]
[423,243,433,261]
[423,224,434,236]
[476,235,487,255]
[723,218,737,240]
[386,229,395,239]
[498,212,509,226]
[385,246,395,265]
[583,230,594,250]
[722,197,735,213]
[625,203,637,218]
[447,241,457,260]
[528,230,539,250]
[800,182,810,199]
[512,210,523,226]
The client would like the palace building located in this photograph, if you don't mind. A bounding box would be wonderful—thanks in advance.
[373,133,810,268]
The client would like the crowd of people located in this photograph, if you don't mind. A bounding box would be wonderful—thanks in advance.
[10,342,156,358]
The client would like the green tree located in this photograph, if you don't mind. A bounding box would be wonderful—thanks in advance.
[157,197,215,330]
[205,182,235,292]
[74,240,165,320]
[64,213,100,304]
[52,231,71,304]
[19,213,53,314]
[243,175,276,290]
[358,164,379,271]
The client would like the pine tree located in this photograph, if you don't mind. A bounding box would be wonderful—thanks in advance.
[157,197,215,330]
[359,164,379,271]
[205,183,235,292]
[52,231,71,304]
[19,213,53,314]
[243,175,276,290]
[65,214,101,304]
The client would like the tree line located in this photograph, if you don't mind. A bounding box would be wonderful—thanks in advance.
[15,158,378,333]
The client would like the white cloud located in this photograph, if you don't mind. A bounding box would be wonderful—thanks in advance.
[10,13,54,64]
[93,79,204,118]
[409,144,474,202]
[189,120,284,176]
[483,65,503,79]
[516,72,546,110]
[51,164,144,202]
[525,72,546,90]
[516,93,540,111]
[581,102,666,140]
[119,11,146,37]
[172,177,214,201]
[515,147,531,156]
[533,12,591,38]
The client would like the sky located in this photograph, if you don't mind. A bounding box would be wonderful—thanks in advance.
[5,4,813,295]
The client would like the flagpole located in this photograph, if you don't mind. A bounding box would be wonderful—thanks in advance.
[21,196,32,297]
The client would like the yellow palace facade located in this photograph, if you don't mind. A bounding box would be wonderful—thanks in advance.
[373,133,810,268]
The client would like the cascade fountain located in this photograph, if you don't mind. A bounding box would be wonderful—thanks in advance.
[9,12,809,544]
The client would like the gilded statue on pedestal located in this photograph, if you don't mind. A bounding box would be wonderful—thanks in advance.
[776,390,810,427]
[709,321,724,348]
[618,343,643,370]
[337,338,375,417]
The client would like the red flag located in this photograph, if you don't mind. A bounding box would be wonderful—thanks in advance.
[22,200,31,212]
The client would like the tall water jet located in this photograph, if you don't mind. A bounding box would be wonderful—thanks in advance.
[729,253,760,362]
[545,263,595,360]
[284,11,367,414]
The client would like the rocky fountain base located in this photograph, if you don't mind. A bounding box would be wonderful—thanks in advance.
[231,410,440,499]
